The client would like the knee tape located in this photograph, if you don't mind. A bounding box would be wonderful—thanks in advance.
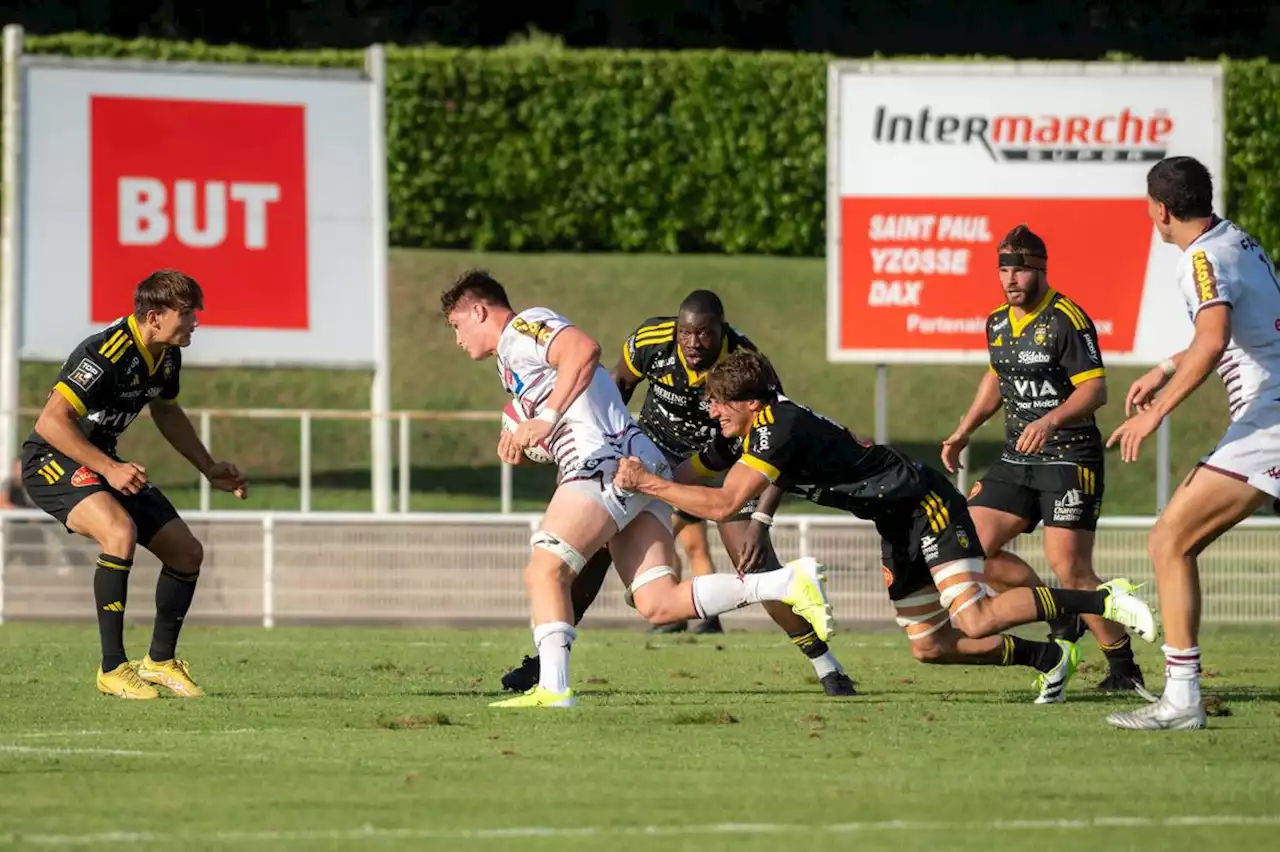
[935,558,987,611]
[530,531,587,575]
[624,565,677,609]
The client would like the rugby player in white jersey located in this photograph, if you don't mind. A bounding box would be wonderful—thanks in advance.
[441,271,833,708]
[1106,156,1280,731]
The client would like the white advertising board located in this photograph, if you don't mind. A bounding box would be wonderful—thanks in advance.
[827,61,1224,365]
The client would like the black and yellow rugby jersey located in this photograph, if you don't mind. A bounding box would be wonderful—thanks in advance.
[622,315,759,459]
[695,396,928,520]
[26,315,181,457]
[985,289,1105,465]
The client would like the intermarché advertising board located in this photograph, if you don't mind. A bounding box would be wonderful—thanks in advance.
[826,61,1224,366]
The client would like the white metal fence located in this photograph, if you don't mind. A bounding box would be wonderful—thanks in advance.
[4,509,1280,628]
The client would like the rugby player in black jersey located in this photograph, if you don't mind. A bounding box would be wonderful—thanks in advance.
[500,291,854,696]
[21,271,247,699]
[612,349,1158,697]
[941,226,1148,701]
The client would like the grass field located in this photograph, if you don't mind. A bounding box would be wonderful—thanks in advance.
[1,624,1278,851]
[16,249,1230,515]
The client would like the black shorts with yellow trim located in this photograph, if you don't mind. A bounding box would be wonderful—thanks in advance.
[876,468,985,603]
[967,457,1103,532]
[20,441,180,547]
[663,446,758,525]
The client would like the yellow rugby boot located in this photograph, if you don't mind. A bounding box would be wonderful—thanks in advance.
[780,557,835,642]
[135,655,205,697]
[489,686,576,708]
[96,662,160,700]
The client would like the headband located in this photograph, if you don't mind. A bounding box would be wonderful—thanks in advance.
[998,252,1046,270]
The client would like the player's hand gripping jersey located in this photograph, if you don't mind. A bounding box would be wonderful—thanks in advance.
[985,290,1105,465]
[26,315,181,458]
[622,316,760,460]
[1177,218,1280,423]
[497,307,665,486]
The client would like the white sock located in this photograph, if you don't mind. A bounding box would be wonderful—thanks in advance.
[810,651,841,678]
[1161,644,1201,708]
[691,565,793,617]
[533,621,576,694]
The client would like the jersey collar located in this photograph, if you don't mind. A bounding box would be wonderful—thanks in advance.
[126,314,164,376]
[1009,288,1056,338]
[677,334,730,386]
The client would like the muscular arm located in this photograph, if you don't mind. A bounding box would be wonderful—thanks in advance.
[542,328,603,416]
[33,394,120,475]
[150,399,215,476]
[1044,376,1108,429]
[1151,305,1231,419]
[755,483,784,518]
[953,369,1003,436]
[611,354,644,405]
[638,463,769,523]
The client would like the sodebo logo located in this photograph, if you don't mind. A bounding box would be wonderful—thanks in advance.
[90,96,310,329]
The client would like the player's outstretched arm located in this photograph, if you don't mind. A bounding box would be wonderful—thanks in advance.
[34,393,147,495]
[1126,350,1186,416]
[1108,307,1229,462]
[150,400,247,498]
[942,369,1002,472]
[1148,306,1230,420]
[617,458,767,523]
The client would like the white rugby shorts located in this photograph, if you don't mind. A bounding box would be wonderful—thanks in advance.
[557,428,674,532]
[1200,406,1280,499]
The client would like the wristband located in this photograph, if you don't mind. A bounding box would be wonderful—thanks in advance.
[535,407,561,425]
[1158,359,1176,378]
[750,512,774,527]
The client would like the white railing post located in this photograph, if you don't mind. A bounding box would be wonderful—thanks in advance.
[262,515,275,629]
[500,462,513,514]
[956,445,970,496]
[398,412,410,513]
[0,517,7,625]
[199,410,212,511]
[1156,417,1171,512]
[798,518,810,560]
[299,412,312,513]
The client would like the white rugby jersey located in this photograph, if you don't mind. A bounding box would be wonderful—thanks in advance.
[1176,218,1280,422]
[495,307,641,474]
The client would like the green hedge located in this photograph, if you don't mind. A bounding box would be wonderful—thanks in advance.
[18,34,1280,259]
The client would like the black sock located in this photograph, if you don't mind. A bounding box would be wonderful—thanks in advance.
[1032,586,1106,621]
[571,549,612,626]
[1048,613,1087,644]
[789,629,829,660]
[149,567,199,662]
[94,553,133,671]
[1000,635,1063,673]
[1100,634,1138,672]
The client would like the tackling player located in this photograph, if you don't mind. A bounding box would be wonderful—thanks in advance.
[614,349,1158,695]
[500,291,854,697]
[941,225,1147,702]
[21,270,247,699]
[1106,156,1280,731]
[441,271,833,708]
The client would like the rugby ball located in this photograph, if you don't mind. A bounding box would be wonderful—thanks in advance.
[501,400,555,465]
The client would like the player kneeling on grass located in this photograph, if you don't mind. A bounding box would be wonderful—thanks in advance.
[21,270,247,700]
[613,349,1157,698]
[441,271,833,709]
